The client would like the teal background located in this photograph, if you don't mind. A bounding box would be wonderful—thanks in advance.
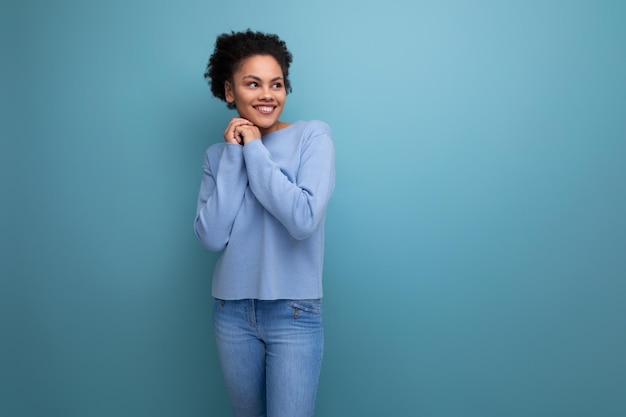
[2,0,625,416]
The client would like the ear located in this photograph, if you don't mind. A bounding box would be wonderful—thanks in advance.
[224,81,234,103]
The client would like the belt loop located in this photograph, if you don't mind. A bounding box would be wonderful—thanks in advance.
[221,300,225,307]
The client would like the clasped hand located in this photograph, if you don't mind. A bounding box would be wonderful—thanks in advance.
[223,118,261,145]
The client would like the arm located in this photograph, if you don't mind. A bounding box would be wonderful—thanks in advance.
[194,144,248,251]
[243,131,335,240]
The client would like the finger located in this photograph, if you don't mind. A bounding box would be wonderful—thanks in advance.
[231,118,253,126]
[224,121,244,143]
[224,118,254,143]
[228,119,252,134]
[235,126,250,142]
[228,121,245,137]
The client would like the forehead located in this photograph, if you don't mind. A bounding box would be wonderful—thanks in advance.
[234,55,283,78]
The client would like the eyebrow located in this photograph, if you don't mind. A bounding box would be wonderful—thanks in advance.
[241,75,284,82]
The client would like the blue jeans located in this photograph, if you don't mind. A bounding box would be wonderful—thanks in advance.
[213,298,324,417]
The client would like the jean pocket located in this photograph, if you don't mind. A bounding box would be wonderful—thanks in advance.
[290,299,322,317]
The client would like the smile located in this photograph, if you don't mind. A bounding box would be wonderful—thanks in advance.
[255,105,276,114]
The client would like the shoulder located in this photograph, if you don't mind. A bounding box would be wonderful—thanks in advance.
[294,121,334,156]
[290,121,333,150]
[204,141,225,157]
[202,142,227,168]
[206,142,226,156]
[298,120,333,139]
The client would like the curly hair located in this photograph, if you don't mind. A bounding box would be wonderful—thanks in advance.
[204,29,293,109]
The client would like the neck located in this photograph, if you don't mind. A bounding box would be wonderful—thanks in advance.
[260,121,290,136]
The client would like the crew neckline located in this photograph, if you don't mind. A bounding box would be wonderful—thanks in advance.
[262,121,301,138]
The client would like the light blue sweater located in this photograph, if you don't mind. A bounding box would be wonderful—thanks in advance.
[194,120,335,300]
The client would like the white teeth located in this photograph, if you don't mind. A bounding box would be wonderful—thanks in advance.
[256,106,274,113]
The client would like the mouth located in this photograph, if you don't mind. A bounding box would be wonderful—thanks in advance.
[254,105,277,115]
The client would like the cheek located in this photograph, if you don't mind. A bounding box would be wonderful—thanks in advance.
[234,89,253,103]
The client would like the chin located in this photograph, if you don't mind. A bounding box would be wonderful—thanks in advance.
[257,120,277,129]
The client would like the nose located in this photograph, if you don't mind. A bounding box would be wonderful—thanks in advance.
[258,86,273,100]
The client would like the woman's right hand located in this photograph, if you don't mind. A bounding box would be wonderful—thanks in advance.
[223,118,254,145]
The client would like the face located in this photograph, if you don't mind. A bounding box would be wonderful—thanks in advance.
[225,55,287,135]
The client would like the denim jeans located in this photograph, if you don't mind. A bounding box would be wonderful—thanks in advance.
[213,298,324,417]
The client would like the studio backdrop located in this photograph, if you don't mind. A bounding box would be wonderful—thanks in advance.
[2,1,625,416]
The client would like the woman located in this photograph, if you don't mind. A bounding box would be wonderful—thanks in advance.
[195,30,335,417]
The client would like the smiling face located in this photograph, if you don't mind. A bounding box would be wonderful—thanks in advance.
[225,54,288,135]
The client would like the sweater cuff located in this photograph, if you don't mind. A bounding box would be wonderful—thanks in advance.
[242,139,267,159]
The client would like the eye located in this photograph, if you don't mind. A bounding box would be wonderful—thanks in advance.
[272,82,283,89]
[247,81,258,88]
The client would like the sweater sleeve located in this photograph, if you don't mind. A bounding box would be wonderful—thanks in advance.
[242,131,335,240]
[194,144,248,251]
